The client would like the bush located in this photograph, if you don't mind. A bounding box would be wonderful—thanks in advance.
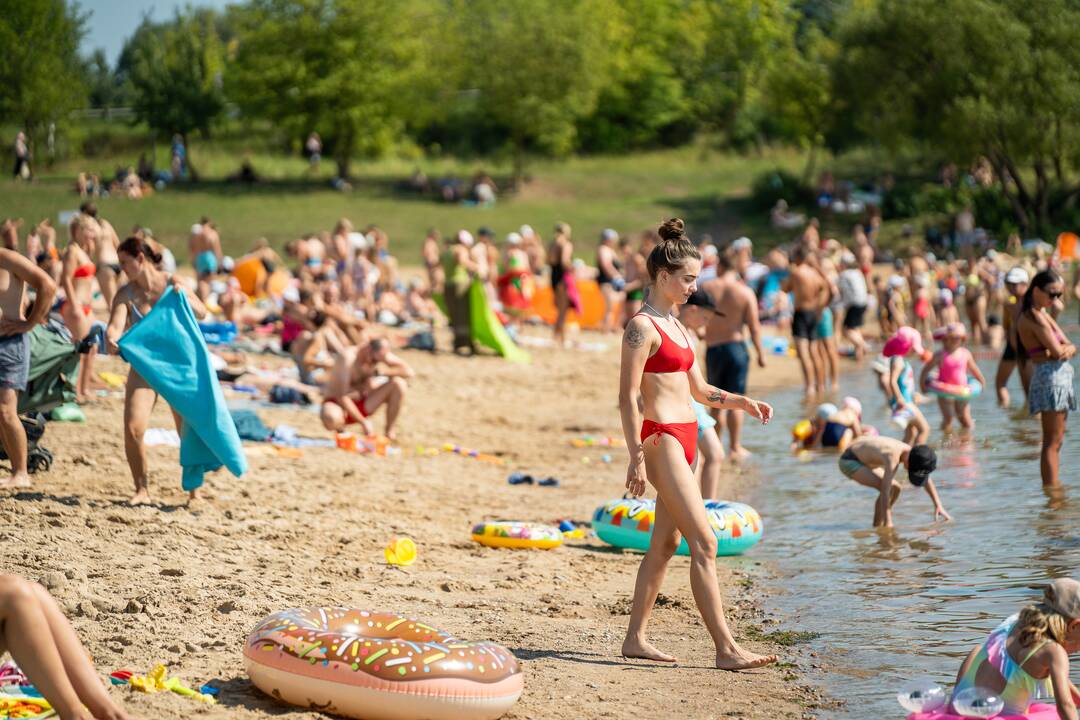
[749,168,811,211]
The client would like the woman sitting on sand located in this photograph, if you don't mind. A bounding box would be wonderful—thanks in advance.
[0,574,130,720]
[61,214,101,403]
[949,578,1080,720]
[619,218,777,670]
[105,237,208,505]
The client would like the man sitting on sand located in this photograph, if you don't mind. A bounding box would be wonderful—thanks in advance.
[838,436,950,528]
[320,338,414,439]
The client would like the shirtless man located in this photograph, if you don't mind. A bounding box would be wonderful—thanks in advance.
[320,338,414,440]
[838,436,950,528]
[995,267,1031,408]
[0,220,57,488]
[702,250,765,461]
[189,217,222,299]
[92,209,122,307]
[782,245,828,396]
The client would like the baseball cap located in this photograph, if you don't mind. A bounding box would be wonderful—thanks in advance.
[684,288,717,312]
[506,232,522,245]
[1045,578,1080,619]
[907,444,937,486]
[601,228,619,242]
[1006,267,1030,285]
[732,237,753,251]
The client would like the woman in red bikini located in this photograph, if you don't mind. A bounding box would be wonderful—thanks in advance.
[618,218,777,671]
[61,214,100,402]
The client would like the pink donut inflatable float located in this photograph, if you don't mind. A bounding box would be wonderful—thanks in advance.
[909,704,1060,720]
[244,607,523,720]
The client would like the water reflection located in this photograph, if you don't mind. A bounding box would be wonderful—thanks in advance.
[749,360,1080,717]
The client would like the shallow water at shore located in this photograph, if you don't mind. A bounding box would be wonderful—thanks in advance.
[749,358,1080,717]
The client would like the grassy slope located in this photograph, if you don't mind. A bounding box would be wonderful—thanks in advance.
[0,143,810,264]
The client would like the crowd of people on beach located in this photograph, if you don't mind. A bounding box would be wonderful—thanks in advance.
[0,189,1078,719]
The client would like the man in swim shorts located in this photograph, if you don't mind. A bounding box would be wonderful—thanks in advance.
[320,338,414,440]
[995,266,1030,408]
[701,250,765,461]
[189,217,222,300]
[0,235,57,489]
[838,436,950,528]
[782,245,828,396]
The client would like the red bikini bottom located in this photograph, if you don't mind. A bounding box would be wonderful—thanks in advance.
[640,419,698,467]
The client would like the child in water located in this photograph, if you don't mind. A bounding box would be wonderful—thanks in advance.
[882,326,931,445]
[920,323,987,433]
[950,578,1080,720]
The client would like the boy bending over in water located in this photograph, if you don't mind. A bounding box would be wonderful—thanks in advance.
[0,574,130,719]
[838,436,950,527]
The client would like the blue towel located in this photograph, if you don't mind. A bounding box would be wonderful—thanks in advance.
[118,287,247,490]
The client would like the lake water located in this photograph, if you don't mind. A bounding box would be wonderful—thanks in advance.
[749,356,1080,717]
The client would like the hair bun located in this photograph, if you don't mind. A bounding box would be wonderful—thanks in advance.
[658,218,685,242]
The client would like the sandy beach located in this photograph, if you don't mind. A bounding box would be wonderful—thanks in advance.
[1,326,830,719]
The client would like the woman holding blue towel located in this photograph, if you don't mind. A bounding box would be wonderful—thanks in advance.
[106,237,208,505]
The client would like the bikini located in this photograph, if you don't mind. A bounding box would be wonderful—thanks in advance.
[64,263,97,316]
[1026,329,1067,358]
[636,313,698,467]
[952,614,1052,714]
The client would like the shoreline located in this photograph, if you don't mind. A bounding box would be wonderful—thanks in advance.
[2,325,833,719]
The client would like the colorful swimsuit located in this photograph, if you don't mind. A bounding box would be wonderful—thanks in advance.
[952,614,1051,715]
[637,313,698,466]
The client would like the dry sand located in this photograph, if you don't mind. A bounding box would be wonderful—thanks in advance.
[1,327,832,719]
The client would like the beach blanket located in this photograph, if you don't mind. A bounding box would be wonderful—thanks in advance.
[118,287,247,491]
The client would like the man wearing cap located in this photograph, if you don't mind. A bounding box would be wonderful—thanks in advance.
[701,249,766,461]
[838,251,871,360]
[996,267,1031,408]
[837,436,950,528]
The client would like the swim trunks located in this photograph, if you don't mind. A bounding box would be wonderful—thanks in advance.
[323,396,370,424]
[195,250,219,276]
[626,289,644,302]
[843,304,866,330]
[816,307,834,339]
[792,309,819,340]
[0,332,30,391]
[705,341,749,394]
[838,447,864,479]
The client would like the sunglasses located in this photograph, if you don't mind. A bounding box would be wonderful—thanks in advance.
[1043,289,1064,299]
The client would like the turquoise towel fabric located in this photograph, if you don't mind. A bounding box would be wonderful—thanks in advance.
[118,287,247,490]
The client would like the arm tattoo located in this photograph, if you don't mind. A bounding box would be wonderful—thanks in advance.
[625,323,646,349]
[707,389,727,404]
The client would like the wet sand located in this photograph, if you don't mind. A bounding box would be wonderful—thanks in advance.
[1,327,829,719]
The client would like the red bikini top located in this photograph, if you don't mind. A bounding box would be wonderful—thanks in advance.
[636,313,695,373]
[73,263,96,279]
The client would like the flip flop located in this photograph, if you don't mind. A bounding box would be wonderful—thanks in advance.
[538,477,560,487]
[507,473,534,485]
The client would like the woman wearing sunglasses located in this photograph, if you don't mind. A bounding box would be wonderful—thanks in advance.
[1018,269,1077,486]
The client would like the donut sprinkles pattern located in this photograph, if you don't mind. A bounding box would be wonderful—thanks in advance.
[470,522,563,549]
[246,608,521,683]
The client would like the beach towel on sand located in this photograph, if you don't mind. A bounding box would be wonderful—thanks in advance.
[118,287,247,491]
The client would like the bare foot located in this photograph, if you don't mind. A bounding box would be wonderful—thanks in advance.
[0,473,31,490]
[622,638,677,663]
[716,647,779,671]
[729,447,752,463]
[128,489,152,506]
[186,489,204,507]
[86,696,131,720]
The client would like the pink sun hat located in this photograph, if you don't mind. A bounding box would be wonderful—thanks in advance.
[883,326,931,361]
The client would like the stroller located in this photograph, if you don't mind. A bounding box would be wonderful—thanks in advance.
[0,319,79,473]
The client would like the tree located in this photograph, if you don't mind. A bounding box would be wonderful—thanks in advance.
[763,25,835,181]
[123,9,228,180]
[84,48,128,111]
[0,0,87,161]
[833,0,1080,234]
[229,0,434,179]
[444,0,624,183]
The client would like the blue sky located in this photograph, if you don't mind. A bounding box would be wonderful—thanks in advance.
[82,0,236,64]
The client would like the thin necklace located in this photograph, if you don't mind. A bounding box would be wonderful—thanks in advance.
[643,301,670,319]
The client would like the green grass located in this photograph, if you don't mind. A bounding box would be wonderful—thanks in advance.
[0,142,810,265]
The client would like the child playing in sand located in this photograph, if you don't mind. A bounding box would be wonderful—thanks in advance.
[883,327,931,445]
[920,323,987,433]
[949,578,1080,720]
[0,574,130,720]
[837,435,950,528]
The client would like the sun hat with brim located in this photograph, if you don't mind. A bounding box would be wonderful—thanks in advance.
[883,326,927,358]
[1045,578,1080,619]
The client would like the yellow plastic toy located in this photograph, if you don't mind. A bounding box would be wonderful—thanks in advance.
[384,537,417,566]
[128,665,216,704]
[792,419,813,442]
